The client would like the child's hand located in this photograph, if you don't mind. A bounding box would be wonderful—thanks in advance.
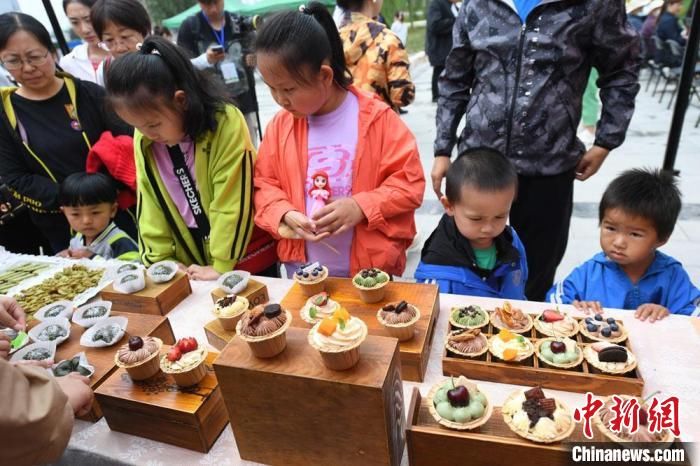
[68,248,93,259]
[0,333,10,360]
[573,300,603,314]
[187,265,221,281]
[12,359,54,368]
[312,198,365,236]
[635,304,669,323]
[282,211,330,242]
[56,249,70,258]
[56,372,94,417]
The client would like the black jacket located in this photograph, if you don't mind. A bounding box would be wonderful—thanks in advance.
[435,0,641,176]
[426,0,457,66]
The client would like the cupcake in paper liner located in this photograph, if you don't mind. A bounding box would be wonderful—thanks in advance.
[34,300,73,321]
[160,337,207,386]
[80,316,127,347]
[293,262,329,297]
[236,304,292,358]
[53,352,95,378]
[300,292,340,325]
[72,300,112,328]
[308,308,368,371]
[113,269,146,294]
[115,336,163,381]
[213,294,250,331]
[28,317,71,346]
[217,270,251,295]
[376,300,420,341]
[352,268,390,303]
[445,328,489,357]
[10,340,56,363]
[147,260,178,284]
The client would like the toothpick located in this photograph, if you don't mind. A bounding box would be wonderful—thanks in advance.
[284,217,340,255]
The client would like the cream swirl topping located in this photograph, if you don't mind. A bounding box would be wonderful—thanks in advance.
[215,297,248,318]
[161,347,206,372]
[312,317,365,351]
[117,337,160,365]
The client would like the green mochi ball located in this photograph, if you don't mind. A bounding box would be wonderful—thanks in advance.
[363,277,376,287]
[467,400,485,419]
[436,401,454,421]
[453,407,472,423]
[435,388,448,403]
[376,273,388,284]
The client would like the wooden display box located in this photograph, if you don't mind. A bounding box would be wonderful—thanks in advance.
[100,271,192,316]
[406,388,689,466]
[442,316,644,396]
[214,327,406,466]
[95,348,227,453]
[280,278,440,382]
[32,311,175,422]
[204,318,234,351]
[209,278,269,308]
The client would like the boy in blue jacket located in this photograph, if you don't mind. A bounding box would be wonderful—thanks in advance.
[415,148,527,298]
[548,168,700,321]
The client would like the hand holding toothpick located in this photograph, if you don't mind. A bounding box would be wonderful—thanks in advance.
[279,211,340,254]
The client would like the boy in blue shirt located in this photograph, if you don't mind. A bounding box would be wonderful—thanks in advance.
[548,168,700,321]
[415,148,528,298]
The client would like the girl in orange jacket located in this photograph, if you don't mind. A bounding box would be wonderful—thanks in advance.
[254,2,424,278]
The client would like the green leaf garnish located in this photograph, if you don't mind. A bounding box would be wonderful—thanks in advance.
[309,307,318,319]
[338,319,346,330]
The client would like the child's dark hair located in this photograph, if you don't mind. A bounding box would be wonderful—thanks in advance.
[90,0,151,39]
[256,2,352,88]
[63,0,97,13]
[599,168,681,241]
[59,172,117,207]
[105,36,228,138]
[445,148,518,203]
[0,12,55,53]
[336,0,365,12]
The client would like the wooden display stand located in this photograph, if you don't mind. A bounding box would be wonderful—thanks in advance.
[442,317,644,396]
[95,348,227,453]
[36,311,175,422]
[209,278,269,308]
[204,318,234,351]
[214,327,406,466]
[406,388,689,466]
[100,272,192,316]
[280,278,440,382]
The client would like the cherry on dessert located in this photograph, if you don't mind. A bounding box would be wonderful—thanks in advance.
[550,341,566,354]
[128,336,143,351]
[447,385,470,407]
[264,304,282,318]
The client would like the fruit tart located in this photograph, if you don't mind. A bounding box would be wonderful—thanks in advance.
[583,341,638,374]
[488,329,534,362]
[593,395,675,445]
[376,300,421,341]
[535,337,583,369]
[445,328,489,358]
[300,292,340,325]
[579,313,628,343]
[502,386,575,443]
[490,301,533,333]
[308,308,368,371]
[293,262,329,296]
[449,305,489,329]
[428,376,493,430]
[352,268,390,303]
[159,337,207,386]
[534,308,578,338]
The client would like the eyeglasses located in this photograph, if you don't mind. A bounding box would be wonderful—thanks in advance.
[0,50,51,71]
[103,33,142,51]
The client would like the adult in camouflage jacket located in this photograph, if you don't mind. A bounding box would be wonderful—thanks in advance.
[431,0,641,301]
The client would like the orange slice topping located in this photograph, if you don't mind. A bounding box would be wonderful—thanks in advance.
[503,348,519,361]
[499,329,516,342]
[332,307,351,323]
[317,317,337,336]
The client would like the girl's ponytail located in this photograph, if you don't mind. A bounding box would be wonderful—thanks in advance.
[256,2,352,88]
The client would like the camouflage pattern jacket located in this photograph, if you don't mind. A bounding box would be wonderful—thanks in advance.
[340,13,415,110]
[435,0,641,175]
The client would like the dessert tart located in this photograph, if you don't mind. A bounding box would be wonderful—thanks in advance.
[428,376,493,430]
[147,260,178,284]
[445,328,489,358]
[293,262,329,297]
[217,270,250,295]
[300,292,340,325]
[534,309,579,338]
[352,268,390,303]
[213,294,250,331]
[535,337,583,369]
[308,308,368,371]
[449,305,489,329]
[236,304,292,358]
[28,317,71,346]
[583,342,637,374]
[490,301,533,334]
[34,300,73,321]
[160,337,207,386]
[376,300,421,341]
[115,336,163,380]
[593,395,675,445]
[579,314,628,343]
[502,386,575,443]
[488,329,534,362]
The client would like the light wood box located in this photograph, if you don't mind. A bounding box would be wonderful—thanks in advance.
[280,278,440,382]
[33,311,175,422]
[442,316,644,396]
[213,327,406,466]
[95,348,227,452]
[209,278,269,308]
[100,271,192,316]
[406,388,690,466]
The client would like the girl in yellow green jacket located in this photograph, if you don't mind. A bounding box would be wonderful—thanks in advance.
[105,36,255,280]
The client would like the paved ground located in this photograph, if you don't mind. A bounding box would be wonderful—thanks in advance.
[254,56,700,286]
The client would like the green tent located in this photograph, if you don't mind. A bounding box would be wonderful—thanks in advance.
[163,0,335,29]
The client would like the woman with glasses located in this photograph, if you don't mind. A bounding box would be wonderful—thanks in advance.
[0,12,133,253]
[89,0,152,86]
[59,0,109,83]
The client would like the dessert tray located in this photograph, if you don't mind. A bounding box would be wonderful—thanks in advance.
[442,309,644,396]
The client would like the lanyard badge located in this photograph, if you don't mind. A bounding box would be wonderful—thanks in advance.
[64,104,82,131]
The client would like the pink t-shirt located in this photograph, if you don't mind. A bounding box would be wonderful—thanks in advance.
[151,138,198,228]
[303,92,359,277]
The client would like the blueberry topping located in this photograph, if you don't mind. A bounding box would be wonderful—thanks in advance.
[585,317,593,324]
[594,314,603,321]
[587,323,598,332]
[312,271,319,277]
[601,327,612,337]
[609,323,619,332]
[303,272,309,278]
[606,317,616,324]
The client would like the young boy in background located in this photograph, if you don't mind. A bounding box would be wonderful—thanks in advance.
[548,168,700,321]
[57,172,138,261]
[415,148,528,298]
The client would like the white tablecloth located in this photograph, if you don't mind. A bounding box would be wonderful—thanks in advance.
[69,277,700,465]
